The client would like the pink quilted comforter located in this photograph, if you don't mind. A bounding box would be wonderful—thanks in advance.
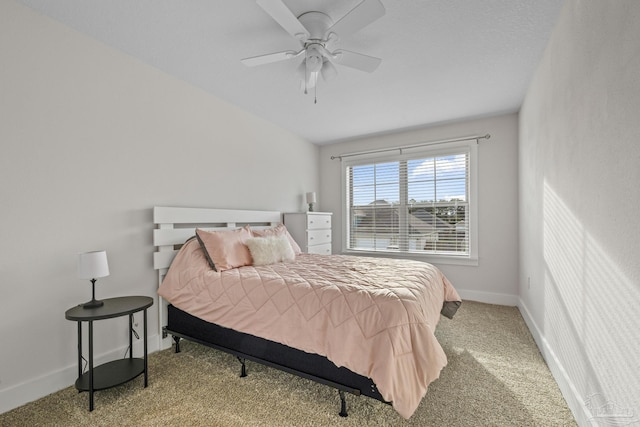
[158,238,461,419]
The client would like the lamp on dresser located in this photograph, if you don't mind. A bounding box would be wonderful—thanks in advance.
[77,250,109,309]
[306,192,317,212]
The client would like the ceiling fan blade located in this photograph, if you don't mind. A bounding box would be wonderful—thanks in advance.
[326,0,385,37]
[256,0,310,41]
[241,50,300,67]
[333,49,381,73]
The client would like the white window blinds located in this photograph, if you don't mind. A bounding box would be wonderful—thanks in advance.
[345,144,474,259]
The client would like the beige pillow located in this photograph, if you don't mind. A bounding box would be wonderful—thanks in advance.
[250,224,302,254]
[245,235,295,266]
[195,226,252,271]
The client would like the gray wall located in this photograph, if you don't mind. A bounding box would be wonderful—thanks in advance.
[320,113,520,305]
[0,1,318,412]
[519,1,640,424]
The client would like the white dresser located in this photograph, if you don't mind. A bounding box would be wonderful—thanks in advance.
[284,212,332,255]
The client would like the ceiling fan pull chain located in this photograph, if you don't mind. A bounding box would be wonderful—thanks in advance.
[314,82,317,104]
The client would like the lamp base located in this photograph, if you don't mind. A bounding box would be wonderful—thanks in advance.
[82,278,103,309]
[308,203,314,212]
[82,299,104,309]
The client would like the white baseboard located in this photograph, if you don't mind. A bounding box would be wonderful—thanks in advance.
[0,334,160,415]
[457,289,519,306]
[517,300,590,426]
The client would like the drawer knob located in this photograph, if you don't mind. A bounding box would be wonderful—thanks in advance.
[310,237,314,240]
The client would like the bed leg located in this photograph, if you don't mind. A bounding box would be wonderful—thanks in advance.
[173,335,181,353]
[338,390,348,417]
[237,357,247,377]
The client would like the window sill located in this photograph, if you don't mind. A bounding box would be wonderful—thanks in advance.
[341,249,479,267]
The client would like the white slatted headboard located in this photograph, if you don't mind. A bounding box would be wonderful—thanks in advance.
[153,206,281,349]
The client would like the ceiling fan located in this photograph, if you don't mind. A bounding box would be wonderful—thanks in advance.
[241,0,385,94]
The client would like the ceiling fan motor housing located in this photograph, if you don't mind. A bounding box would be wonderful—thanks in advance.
[297,11,334,42]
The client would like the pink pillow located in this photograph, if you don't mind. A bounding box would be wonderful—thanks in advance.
[195,226,253,271]
[251,224,302,254]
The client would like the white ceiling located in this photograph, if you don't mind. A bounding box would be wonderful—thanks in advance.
[17,0,564,144]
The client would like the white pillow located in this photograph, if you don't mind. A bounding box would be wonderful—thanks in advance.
[245,235,295,266]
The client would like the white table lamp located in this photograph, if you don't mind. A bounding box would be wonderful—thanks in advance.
[306,192,317,212]
[78,250,109,309]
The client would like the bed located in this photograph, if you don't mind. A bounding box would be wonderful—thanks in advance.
[153,206,461,419]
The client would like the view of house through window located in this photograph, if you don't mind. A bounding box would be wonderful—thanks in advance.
[345,147,471,257]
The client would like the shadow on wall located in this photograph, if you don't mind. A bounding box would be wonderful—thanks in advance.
[542,180,640,423]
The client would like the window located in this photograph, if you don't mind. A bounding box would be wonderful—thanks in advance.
[342,140,478,264]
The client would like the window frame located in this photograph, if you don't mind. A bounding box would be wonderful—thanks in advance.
[340,139,478,266]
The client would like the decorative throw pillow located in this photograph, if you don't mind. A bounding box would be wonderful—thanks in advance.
[245,235,295,266]
[195,226,253,271]
[250,224,302,254]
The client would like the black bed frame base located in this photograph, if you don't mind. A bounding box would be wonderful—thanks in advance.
[167,329,354,417]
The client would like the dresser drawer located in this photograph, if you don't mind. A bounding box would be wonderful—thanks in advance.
[307,242,332,255]
[307,214,332,230]
[308,229,331,245]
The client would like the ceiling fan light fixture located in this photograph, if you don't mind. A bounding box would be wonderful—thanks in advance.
[296,60,306,79]
[297,60,318,92]
[305,45,324,73]
[321,59,338,82]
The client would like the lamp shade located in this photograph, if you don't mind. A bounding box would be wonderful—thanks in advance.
[77,251,110,279]
[306,192,317,204]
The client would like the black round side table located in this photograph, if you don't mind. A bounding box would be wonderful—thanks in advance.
[65,296,153,411]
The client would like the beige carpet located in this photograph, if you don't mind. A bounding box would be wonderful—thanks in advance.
[0,301,576,426]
